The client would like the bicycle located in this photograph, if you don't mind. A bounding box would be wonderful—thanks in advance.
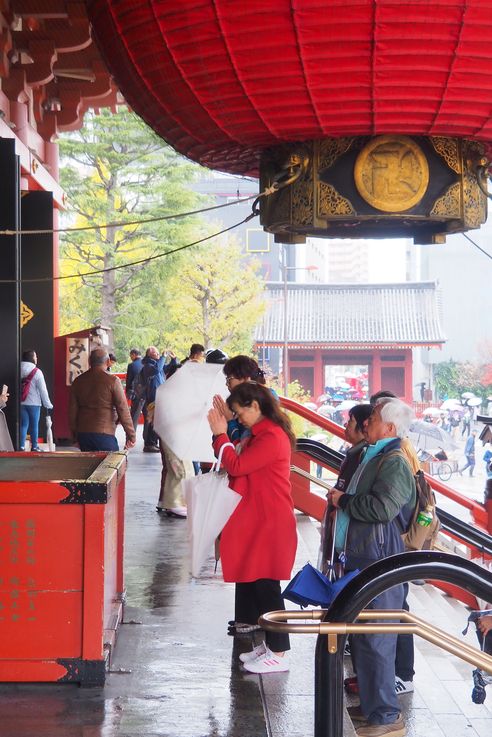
[417,450,458,483]
[436,461,453,482]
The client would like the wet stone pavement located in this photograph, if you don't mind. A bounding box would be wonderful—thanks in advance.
[0,441,322,737]
[1,435,492,737]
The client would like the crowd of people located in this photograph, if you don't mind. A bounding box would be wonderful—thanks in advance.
[2,342,490,734]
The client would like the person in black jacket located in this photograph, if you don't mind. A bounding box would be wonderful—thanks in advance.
[125,348,144,429]
[319,403,372,576]
[141,346,178,452]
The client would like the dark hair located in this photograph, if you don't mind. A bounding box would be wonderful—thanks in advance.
[223,355,266,385]
[22,350,36,363]
[348,403,373,433]
[130,348,141,356]
[108,353,117,362]
[206,348,228,364]
[226,382,296,449]
[370,389,397,406]
[190,343,205,356]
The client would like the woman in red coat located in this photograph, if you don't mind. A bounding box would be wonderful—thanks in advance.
[207,382,297,674]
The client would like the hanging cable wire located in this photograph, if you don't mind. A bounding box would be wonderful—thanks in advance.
[0,160,302,283]
[0,212,258,284]
[463,232,492,261]
[0,183,278,237]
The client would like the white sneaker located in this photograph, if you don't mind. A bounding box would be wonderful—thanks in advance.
[239,642,267,663]
[165,507,187,518]
[242,647,289,674]
[395,678,414,694]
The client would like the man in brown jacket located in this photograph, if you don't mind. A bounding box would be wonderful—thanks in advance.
[69,348,136,452]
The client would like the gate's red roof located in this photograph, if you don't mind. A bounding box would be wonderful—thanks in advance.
[88,0,492,175]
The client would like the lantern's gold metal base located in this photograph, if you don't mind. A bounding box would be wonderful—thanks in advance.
[259,136,487,244]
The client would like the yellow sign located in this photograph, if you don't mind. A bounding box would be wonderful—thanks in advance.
[20,301,34,328]
[354,136,429,212]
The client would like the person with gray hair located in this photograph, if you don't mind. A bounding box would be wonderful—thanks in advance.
[69,348,136,452]
[369,396,419,697]
[329,398,416,737]
[375,397,414,439]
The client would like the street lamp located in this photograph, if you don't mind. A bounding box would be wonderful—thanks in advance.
[280,244,318,394]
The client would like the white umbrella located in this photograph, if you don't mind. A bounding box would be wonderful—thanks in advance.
[184,443,242,577]
[422,406,442,417]
[465,397,482,407]
[303,402,318,411]
[440,399,462,410]
[45,415,55,452]
[408,420,458,451]
[462,391,475,399]
[153,362,228,463]
[317,404,336,416]
[336,399,358,411]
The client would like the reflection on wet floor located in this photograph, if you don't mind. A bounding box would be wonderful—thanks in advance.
[0,444,274,737]
[1,437,491,737]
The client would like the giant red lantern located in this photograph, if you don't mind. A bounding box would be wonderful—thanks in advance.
[88,1,492,242]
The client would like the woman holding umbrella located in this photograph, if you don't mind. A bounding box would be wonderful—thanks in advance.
[207,382,297,674]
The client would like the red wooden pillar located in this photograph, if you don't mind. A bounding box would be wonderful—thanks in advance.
[403,349,413,404]
[313,349,323,400]
[371,350,381,396]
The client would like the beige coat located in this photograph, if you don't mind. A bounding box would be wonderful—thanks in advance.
[0,401,13,451]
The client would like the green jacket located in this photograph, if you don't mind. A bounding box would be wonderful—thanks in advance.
[338,438,416,570]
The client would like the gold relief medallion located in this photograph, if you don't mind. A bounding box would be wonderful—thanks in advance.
[354,136,429,212]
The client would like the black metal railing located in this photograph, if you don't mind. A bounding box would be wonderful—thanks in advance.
[314,551,492,737]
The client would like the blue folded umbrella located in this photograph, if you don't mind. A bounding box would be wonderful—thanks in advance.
[282,563,360,608]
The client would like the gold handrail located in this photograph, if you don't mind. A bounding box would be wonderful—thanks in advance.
[291,463,333,492]
[259,608,492,674]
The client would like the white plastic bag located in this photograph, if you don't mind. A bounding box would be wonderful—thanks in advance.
[184,443,241,577]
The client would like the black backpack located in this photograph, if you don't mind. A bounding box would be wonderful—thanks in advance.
[132,368,147,402]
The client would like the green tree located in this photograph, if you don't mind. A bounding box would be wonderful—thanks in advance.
[433,361,461,400]
[58,109,205,352]
[161,234,265,357]
[434,359,492,403]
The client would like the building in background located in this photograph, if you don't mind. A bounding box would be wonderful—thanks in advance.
[255,281,445,402]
